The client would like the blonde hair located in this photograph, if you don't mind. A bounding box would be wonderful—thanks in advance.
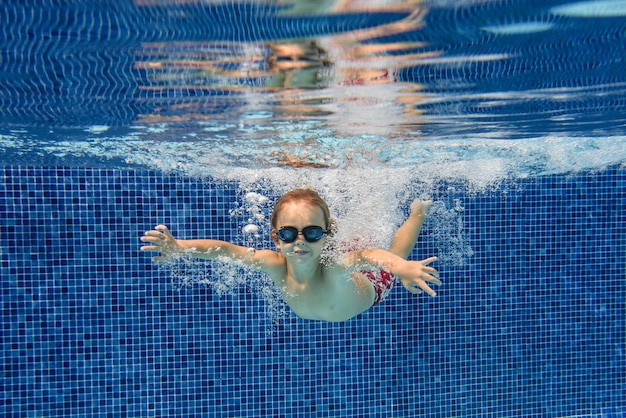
[270,188,334,243]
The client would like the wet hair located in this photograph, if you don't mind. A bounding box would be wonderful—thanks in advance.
[270,188,334,243]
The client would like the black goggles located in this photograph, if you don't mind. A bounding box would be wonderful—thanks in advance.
[276,226,327,243]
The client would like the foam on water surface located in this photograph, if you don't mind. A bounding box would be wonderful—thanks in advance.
[3,125,624,186]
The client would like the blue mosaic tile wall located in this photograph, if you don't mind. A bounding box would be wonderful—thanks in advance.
[1,166,625,417]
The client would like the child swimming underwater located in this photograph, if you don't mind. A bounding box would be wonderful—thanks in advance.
[140,188,440,322]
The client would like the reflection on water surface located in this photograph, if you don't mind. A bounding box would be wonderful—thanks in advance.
[0,0,625,172]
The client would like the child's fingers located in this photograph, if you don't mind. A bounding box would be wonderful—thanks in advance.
[140,234,161,243]
[140,228,171,252]
[419,282,436,297]
[141,226,174,245]
[427,279,442,287]
[154,225,172,236]
[424,272,441,286]
[403,280,436,296]
[424,267,439,279]
[403,282,421,294]
[412,288,423,295]
[140,244,161,252]
[412,283,435,296]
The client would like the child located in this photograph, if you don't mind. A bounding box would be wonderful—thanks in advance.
[140,188,440,322]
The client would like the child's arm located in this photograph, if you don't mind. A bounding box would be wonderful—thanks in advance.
[140,225,284,276]
[345,249,440,296]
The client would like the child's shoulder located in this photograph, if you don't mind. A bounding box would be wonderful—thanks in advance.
[321,260,355,282]
[255,249,288,281]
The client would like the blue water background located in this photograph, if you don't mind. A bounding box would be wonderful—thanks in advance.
[1,0,626,416]
[1,166,625,417]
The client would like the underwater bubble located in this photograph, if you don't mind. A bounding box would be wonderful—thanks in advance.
[242,224,259,235]
[423,199,474,266]
[245,192,269,205]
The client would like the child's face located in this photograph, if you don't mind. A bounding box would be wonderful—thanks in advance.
[274,201,327,263]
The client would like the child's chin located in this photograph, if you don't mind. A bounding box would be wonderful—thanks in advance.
[287,251,318,261]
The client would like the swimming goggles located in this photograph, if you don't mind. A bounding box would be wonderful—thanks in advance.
[276,226,327,243]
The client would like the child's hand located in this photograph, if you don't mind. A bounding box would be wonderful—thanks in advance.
[397,256,440,297]
[140,225,183,262]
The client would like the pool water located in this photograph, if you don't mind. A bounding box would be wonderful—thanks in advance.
[1,0,625,417]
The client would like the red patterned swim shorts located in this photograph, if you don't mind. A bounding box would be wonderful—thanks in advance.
[360,269,397,307]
